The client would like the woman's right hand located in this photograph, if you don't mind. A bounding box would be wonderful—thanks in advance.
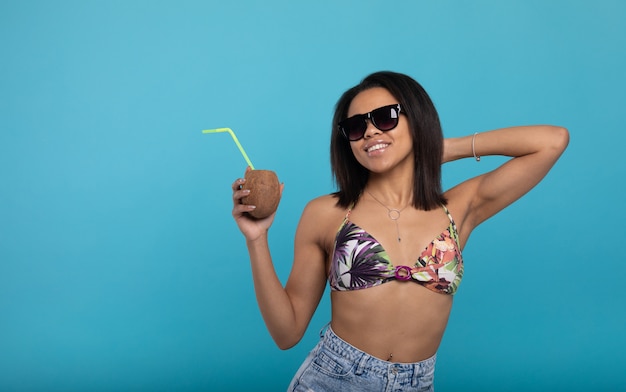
[231,169,283,242]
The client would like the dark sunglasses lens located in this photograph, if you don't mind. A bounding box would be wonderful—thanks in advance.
[371,106,399,131]
[340,105,400,141]
[341,117,367,141]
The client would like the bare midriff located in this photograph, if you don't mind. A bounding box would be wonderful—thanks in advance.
[330,281,453,363]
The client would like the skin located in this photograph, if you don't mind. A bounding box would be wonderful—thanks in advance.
[231,87,569,363]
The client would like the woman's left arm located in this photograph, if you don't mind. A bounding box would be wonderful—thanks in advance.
[444,125,569,230]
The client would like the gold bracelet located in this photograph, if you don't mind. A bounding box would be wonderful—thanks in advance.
[472,132,481,162]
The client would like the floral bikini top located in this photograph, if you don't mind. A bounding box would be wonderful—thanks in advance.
[329,205,464,295]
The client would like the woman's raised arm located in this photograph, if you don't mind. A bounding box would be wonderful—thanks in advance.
[444,125,569,231]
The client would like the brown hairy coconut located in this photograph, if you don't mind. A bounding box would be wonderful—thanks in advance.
[241,170,280,219]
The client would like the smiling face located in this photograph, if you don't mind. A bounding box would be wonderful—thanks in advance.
[347,87,414,175]
[330,71,445,209]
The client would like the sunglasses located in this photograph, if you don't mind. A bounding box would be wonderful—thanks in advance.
[338,104,403,141]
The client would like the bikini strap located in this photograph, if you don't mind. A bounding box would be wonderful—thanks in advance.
[335,202,355,234]
[344,202,355,220]
[442,204,454,224]
[442,204,461,247]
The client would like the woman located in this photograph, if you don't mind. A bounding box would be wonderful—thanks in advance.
[231,71,569,391]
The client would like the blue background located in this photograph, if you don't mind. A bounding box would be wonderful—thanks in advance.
[1,1,625,391]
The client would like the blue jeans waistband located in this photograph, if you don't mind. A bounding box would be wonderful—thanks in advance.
[320,324,437,380]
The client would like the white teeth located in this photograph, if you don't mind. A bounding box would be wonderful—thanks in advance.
[367,143,388,152]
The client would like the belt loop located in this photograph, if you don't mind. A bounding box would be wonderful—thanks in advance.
[411,363,420,387]
[319,322,330,339]
[355,353,368,376]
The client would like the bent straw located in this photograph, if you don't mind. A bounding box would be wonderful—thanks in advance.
[202,128,255,170]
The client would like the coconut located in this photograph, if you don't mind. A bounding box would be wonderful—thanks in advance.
[241,170,280,219]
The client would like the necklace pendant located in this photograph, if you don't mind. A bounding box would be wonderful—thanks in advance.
[366,191,408,245]
[388,209,401,220]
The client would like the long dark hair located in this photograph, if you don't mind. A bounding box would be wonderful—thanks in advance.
[330,71,446,210]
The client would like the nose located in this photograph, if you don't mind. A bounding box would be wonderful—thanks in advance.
[363,120,381,139]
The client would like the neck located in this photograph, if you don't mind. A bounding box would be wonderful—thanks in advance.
[365,179,413,208]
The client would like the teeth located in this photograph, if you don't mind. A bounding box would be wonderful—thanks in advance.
[367,143,388,152]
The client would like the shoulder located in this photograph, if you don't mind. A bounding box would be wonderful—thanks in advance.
[305,193,340,210]
[301,194,346,223]
[297,194,347,249]
[444,176,481,207]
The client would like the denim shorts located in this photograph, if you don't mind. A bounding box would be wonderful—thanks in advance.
[287,325,436,391]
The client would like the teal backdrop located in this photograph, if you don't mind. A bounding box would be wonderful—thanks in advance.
[1,1,625,391]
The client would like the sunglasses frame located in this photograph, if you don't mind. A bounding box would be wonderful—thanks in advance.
[339,103,403,141]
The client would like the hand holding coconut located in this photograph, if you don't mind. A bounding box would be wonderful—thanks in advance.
[230,167,283,241]
[203,128,282,227]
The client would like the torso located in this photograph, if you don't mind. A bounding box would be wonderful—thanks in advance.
[314,191,471,363]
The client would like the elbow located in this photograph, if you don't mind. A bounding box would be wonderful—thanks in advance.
[275,336,301,351]
[542,125,569,156]
[277,341,297,351]
[551,126,570,153]
[272,330,304,351]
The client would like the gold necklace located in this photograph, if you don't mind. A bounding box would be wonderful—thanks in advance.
[366,191,410,242]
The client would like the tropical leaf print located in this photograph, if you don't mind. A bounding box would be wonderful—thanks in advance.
[330,210,464,295]
[331,221,393,290]
[410,225,464,294]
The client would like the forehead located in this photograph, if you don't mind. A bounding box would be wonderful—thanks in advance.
[348,87,397,116]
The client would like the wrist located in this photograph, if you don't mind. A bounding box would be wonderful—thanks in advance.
[246,231,269,247]
[472,132,481,162]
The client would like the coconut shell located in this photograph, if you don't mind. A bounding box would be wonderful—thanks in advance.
[241,170,280,219]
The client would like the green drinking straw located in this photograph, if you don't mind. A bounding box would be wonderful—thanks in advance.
[202,128,255,170]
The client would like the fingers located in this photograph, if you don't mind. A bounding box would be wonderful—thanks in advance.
[231,177,248,203]
[232,177,245,191]
[231,177,256,216]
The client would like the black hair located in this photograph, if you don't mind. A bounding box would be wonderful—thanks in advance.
[330,71,446,210]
